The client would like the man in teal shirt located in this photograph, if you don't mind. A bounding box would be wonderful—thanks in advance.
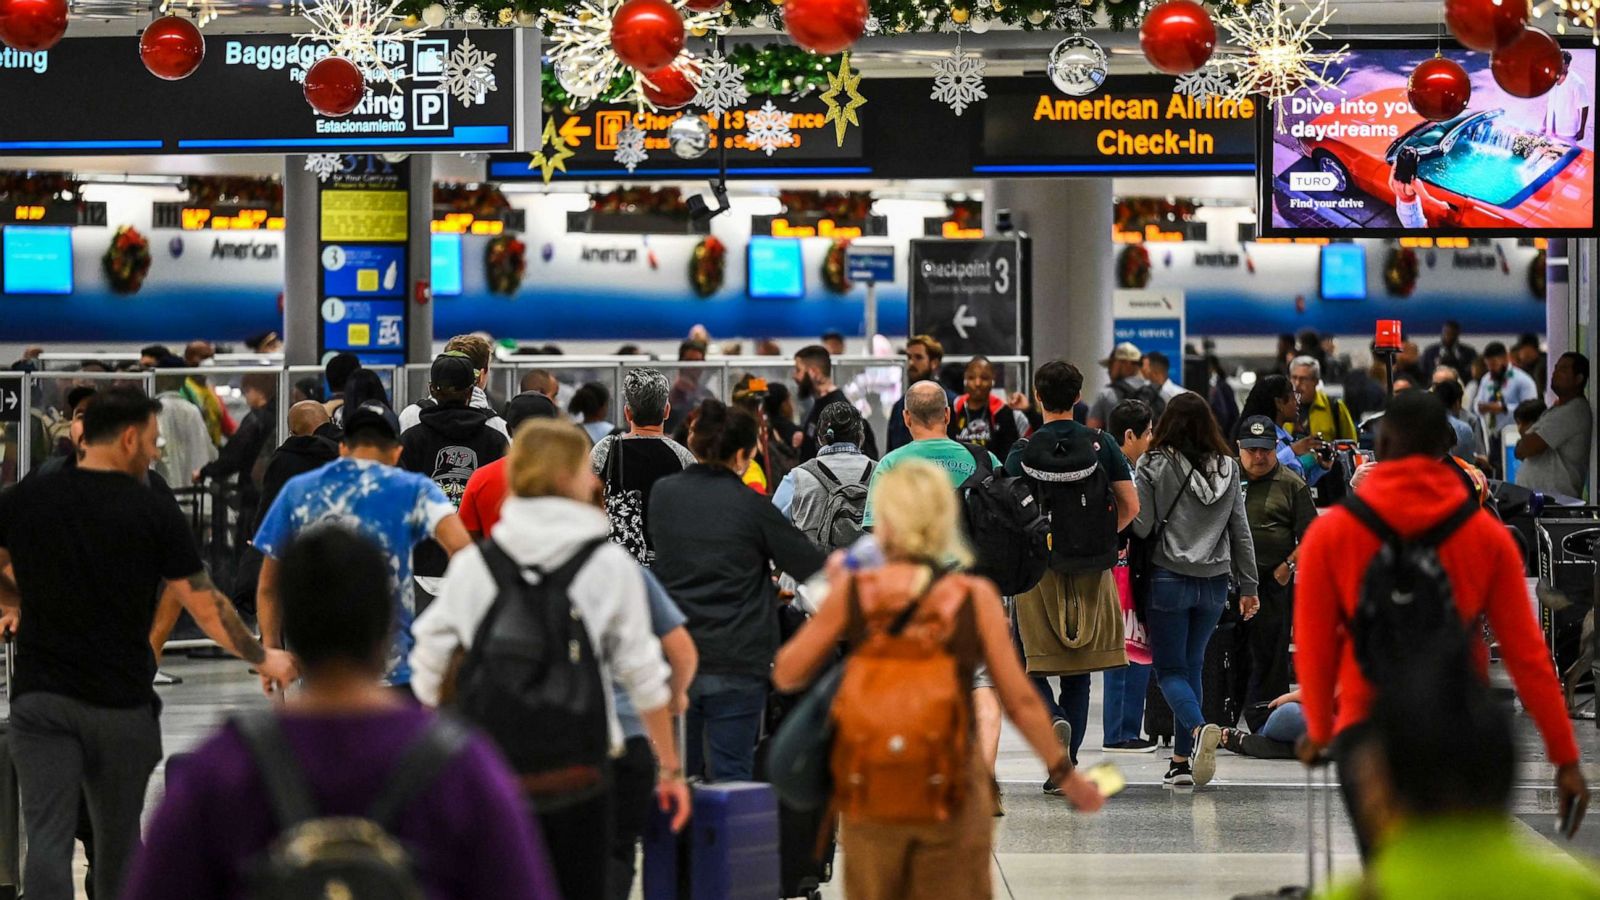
[863,381,998,528]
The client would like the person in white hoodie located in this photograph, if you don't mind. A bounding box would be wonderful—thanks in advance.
[409,419,688,900]
[1132,392,1259,789]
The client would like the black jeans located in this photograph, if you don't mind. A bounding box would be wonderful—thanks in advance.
[607,736,656,900]
[1238,572,1295,733]
[536,787,615,900]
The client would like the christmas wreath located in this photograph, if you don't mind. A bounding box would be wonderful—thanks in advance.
[1383,246,1418,297]
[1529,248,1546,299]
[103,225,152,295]
[1117,243,1151,289]
[485,234,527,296]
[689,236,726,298]
[822,238,851,294]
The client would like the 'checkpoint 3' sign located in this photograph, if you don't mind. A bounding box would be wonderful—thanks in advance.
[0,30,535,154]
[908,239,1027,357]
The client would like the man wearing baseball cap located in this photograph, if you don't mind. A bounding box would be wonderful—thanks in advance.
[1087,342,1163,430]
[1235,415,1316,736]
[254,401,471,695]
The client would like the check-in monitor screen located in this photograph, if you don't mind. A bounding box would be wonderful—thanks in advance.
[3,227,74,295]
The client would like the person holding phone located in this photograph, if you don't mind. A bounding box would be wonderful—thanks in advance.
[1389,147,1435,229]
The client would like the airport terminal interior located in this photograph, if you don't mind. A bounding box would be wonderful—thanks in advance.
[0,0,1595,896]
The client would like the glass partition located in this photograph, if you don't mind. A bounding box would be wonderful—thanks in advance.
[501,360,626,429]
[18,370,155,477]
[620,360,728,437]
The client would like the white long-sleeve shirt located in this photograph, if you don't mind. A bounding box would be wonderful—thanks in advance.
[408,495,671,751]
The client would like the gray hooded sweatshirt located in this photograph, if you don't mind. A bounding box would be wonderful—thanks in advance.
[1132,449,1259,594]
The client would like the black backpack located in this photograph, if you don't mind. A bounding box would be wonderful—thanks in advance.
[799,458,874,553]
[1019,430,1121,574]
[452,537,611,810]
[236,712,470,900]
[1343,494,1480,683]
[957,443,1049,596]
[1111,378,1167,422]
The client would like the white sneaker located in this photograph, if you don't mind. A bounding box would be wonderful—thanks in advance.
[1191,724,1222,786]
[153,669,183,686]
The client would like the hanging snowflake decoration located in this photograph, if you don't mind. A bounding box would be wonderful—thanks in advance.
[1174,62,1235,103]
[545,0,726,110]
[444,37,497,106]
[304,153,344,182]
[613,119,649,172]
[694,48,749,120]
[819,52,867,147]
[929,40,987,115]
[745,100,793,156]
[1214,0,1347,115]
[298,0,428,90]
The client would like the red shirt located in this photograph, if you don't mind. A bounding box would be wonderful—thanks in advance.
[458,458,509,537]
[1295,455,1579,767]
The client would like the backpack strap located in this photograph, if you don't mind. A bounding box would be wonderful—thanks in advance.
[233,712,320,831]
[366,715,474,829]
[811,460,842,489]
[481,536,611,595]
[1341,495,1398,545]
[858,460,875,485]
[960,442,993,480]
[1416,496,1481,548]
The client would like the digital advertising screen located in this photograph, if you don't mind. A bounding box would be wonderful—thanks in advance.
[3,226,74,294]
[1261,41,1597,237]
[747,237,805,299]
[1319,243,1368,299]
[431,233,463,297]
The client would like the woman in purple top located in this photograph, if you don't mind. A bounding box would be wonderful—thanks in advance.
[121,527,560,900]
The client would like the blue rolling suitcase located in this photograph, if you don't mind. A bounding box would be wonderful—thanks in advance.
[643,781,781,900]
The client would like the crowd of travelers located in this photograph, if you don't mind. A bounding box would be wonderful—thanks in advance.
[0,325,1594,900]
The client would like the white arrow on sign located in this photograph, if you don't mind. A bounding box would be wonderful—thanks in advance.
[953,304,978,339]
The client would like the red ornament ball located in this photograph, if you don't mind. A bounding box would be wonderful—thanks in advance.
[1139,0,1216,76]
[783,0,868,55]
[610,0,685,73]
[1445,0,1529,51]
[683,0,724,10]
[1407,56,1472,121]
[139,16,205,81]
[0,0,67,51]
[643,61,700,110]
[1492,27,1562,98]
[304,56,367,117]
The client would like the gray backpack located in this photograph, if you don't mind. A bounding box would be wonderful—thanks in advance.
[800,459,874,553]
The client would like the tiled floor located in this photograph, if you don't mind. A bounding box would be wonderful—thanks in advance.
[20,655,1600,900]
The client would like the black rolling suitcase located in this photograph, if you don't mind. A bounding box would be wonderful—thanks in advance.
[757,607,836,900]
[1144,677,1173,746]
[1231,765,1334,899]
[0,636,22,900]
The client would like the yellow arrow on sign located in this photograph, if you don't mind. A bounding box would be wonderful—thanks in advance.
[559,116,593,146]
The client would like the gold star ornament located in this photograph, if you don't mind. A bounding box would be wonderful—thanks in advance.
[820,52,868,147]
[527,117,576,184]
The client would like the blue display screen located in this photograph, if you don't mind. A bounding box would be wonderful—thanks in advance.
[1320,244,1367,301]
[432,233,463,297]
[4,227,73,295]
[747,237,805,299]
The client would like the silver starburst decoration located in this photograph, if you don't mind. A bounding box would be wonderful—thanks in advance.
[613,120,649,172]
[545,0,725,110]
[298,0,429,89]
[694,48,749,119]
[929,40,987,116]
[444,36,497,105]
[304,153,344,182]
[1213,0,1347,112]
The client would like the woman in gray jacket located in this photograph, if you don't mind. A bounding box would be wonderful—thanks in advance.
[1133,392,1259,788]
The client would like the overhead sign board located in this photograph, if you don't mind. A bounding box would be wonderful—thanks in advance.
[0,30,535,154]
[846,244,895,282]
[0,379,19,424]
[908,239,1026,356]
[1113,289,1186,387]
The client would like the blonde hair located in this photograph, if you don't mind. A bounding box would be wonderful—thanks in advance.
[508,419,590,498]
[444,334,493,372]
[871,459,973,568]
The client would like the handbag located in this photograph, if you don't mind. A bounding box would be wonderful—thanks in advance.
[1128,453,1193,624]
[1114,556,1151,664]
[766,569,942,812]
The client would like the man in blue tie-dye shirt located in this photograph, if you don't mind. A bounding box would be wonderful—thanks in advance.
[254,403,469,693]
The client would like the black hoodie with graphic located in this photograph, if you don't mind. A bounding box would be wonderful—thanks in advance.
[400,402,509,577]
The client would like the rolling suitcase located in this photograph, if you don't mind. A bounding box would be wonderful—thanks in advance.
[1144,677,1174,746]
[642,781,781,900]
[0,636,21,900]
[1230,765,1334,899]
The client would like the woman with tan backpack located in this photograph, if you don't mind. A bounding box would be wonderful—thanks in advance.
[772,459,1105,900]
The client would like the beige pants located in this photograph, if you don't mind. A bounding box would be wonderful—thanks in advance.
[838,756,995,900]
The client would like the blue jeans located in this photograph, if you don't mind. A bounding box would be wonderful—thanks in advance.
[1102,663,1152,746]
[1009,609,1089,762]
[685,673,768,782]
[1145,568,1229,758]
[1259,701,1306,744]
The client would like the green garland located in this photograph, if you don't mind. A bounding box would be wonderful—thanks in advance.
[399,0,1205,37]
[540,42,837,111]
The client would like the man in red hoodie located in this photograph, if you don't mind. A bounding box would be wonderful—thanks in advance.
[1295,390,1587,851]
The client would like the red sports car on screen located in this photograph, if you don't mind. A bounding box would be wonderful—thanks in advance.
[1295,86,1594,230]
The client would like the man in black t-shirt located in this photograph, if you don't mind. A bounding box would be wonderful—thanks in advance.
[793,345,880,462]
[0,387,295,900]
